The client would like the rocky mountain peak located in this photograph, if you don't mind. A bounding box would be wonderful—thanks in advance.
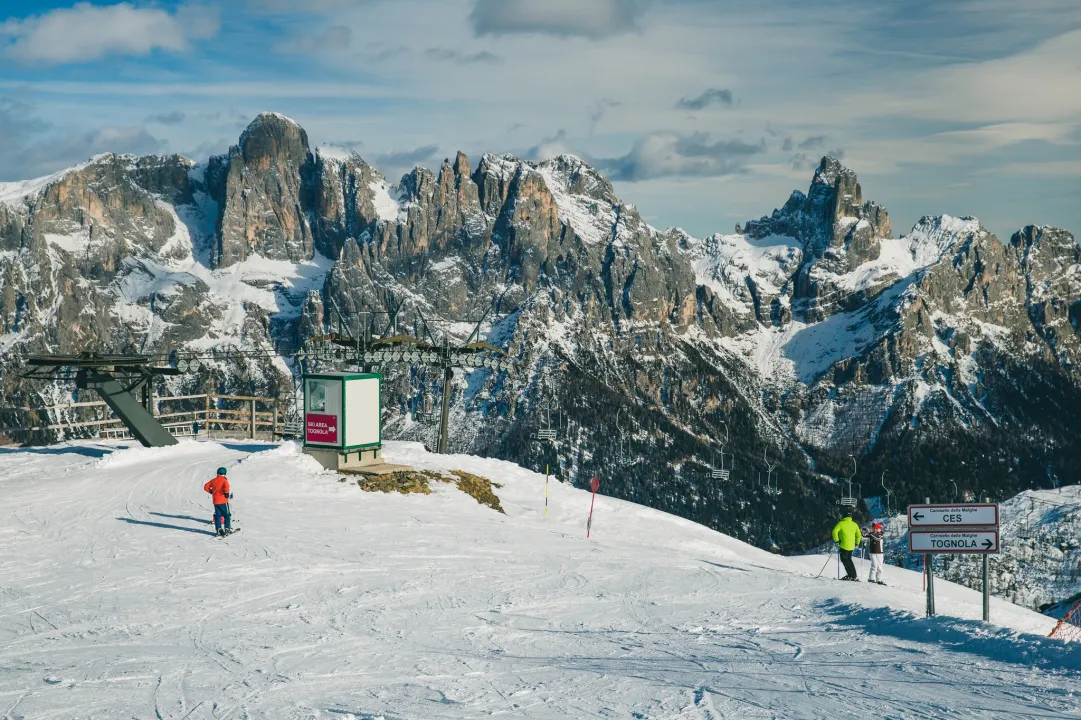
[745,155,891,258]
[534,154,617,205]
[210,112,316,267]
[238,112,310,168]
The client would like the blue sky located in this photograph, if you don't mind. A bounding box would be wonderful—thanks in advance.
[1,0,1079,239]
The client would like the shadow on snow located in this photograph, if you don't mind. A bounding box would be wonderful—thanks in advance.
[820,600,1081,672]
[149,512,213,525]
[0,445,116,458]
[117,517,217,536]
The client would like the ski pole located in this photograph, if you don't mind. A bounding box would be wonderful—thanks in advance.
[544,464,549,518]
[816,547,834,578]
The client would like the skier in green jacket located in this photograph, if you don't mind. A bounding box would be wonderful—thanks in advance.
[832,512,863,581]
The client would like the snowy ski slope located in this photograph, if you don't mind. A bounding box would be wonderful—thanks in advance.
[1,440,1079,719]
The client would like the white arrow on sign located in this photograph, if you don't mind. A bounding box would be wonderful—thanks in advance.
[909,530,999,554]
[908,503,998,528]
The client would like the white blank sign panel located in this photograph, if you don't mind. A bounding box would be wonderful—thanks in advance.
[345,377,380,448]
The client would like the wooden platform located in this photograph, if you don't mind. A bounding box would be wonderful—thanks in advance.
[339,463,414,476]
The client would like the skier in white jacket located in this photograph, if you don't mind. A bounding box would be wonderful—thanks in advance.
[867,523,886,585]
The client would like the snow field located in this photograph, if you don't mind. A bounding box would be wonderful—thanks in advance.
[1,440,1079,719]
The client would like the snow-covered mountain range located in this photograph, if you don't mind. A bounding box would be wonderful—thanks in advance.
[2,112,1079,552]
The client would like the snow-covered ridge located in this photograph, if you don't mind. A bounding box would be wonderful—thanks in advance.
[315,144,360,163]
[0,163,85,207]
[685,232,803,315]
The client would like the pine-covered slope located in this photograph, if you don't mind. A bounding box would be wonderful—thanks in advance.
[1,114,1079,552]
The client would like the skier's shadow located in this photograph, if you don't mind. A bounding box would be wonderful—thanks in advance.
[117,518,217,536]
[149,512,213,525]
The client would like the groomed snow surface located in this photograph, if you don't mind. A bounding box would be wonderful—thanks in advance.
[1,441,1079,719]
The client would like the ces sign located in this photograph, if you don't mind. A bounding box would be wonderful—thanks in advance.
[908,504,998,528]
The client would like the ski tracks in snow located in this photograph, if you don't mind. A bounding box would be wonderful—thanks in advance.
[1,441,1079,719]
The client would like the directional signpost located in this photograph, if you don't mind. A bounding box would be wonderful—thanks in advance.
[908,502,1000,621]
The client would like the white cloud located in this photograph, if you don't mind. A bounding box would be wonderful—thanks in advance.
[247,0,373,11]
[0,3,220,65]
[471,0,649,39]
[847,29,1081,126]
[599,132,767,181]
[276,25,353,54]
[0,98,167,180]
[527,130,578,161]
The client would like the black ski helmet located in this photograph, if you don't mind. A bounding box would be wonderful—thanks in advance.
[217,467,228,476]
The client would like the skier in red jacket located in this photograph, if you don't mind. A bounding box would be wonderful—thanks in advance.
[204,467,233,537]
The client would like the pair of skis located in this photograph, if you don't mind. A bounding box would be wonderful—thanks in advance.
[839,577,887,586]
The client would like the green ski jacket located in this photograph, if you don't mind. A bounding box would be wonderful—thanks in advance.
[832,517,863,551]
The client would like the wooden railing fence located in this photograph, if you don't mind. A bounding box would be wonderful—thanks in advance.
[0,393,297,444]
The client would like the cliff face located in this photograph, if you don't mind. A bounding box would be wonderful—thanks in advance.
[1,113,1079,552]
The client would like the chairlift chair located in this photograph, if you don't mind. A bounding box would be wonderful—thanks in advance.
[711,420,730,479]
[764,449,780,497]
[531,400,558,443]
[880,472,893,517]
[840,455,859,508]
[416,390,439,424]
[615,407,628,463]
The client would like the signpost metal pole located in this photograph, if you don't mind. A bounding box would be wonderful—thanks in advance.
[983,495,991,622]
[924,497,933,617]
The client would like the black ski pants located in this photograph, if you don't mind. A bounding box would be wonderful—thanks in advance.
[839,549,857,578]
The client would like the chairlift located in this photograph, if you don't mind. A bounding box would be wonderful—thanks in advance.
[416,389,439,424]
[528,374,559,444]
[1019,496,1036,541]
[531,401,558,443]
[880,472,893,517]
[615,407,627,463]
[764,449,780,497]
[711,421,730,480]
[840,455,859,508]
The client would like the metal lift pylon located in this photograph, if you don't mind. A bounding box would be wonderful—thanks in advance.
[25,352,181,447]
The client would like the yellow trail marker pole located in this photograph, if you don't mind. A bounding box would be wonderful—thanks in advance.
[544,464,549,517]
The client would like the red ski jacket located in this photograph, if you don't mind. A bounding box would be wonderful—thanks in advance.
[204,475,231,505]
